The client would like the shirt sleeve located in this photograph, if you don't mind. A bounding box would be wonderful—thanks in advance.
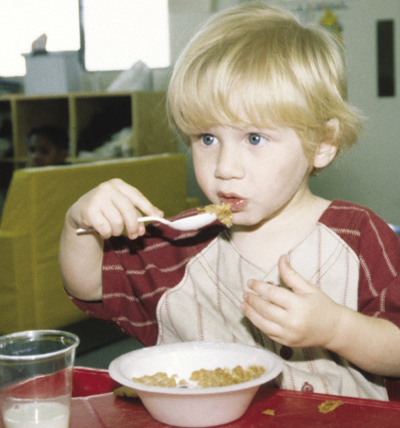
[321,200,400,329]
[69,234,177,346]
[67,222,223,346]
[355,209,400,329]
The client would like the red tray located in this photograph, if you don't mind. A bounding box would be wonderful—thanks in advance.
[69,367,400,427]
[72,367,120,397]
[2,367,400,427]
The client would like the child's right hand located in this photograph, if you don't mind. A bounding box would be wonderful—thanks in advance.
[66,178,164,240]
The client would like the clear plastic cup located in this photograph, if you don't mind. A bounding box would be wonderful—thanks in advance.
[0,330,79,428]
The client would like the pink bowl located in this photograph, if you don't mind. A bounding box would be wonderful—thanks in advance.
[109,341,283,427]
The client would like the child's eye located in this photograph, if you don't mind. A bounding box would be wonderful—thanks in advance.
[248,133,266,145]
[201,134,217,146]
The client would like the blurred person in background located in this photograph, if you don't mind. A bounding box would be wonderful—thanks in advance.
[26,125,69,167]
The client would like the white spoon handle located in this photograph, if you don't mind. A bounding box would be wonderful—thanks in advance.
[76,216,163,234]
[75,213,217,234]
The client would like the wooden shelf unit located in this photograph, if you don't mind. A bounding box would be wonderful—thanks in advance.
[0,91,178,170]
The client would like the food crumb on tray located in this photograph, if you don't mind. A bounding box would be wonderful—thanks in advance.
[318,400,344,414]
[113,385,138,398]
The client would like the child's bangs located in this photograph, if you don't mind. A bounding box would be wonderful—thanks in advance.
[169,25,333,140]
[170,50,316,139]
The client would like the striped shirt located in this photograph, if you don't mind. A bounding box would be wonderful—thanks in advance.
[70,200,400,400]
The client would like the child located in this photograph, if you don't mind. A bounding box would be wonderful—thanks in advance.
[59,3,400,400]
[26,125,69,167]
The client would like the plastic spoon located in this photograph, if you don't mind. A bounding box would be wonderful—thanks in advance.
[75,212,218,234]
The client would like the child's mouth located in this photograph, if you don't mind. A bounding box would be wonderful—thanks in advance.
[219,193,247,212]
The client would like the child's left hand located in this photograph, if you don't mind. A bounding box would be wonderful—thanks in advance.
[241,255,343,349]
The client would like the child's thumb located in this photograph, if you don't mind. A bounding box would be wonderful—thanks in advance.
[278,254,315,295]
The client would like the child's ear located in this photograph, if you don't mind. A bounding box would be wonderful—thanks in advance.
[313,118,339,169]
[313,142,337,169]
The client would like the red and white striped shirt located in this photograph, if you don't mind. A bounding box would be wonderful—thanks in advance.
[70,200,400,399]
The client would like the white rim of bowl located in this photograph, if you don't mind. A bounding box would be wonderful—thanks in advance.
[109,341,284,395]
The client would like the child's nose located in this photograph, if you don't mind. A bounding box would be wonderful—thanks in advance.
[215,145,244,179]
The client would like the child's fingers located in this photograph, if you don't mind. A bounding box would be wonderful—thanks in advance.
[84,201,125,238]
[114,189,159,238]
[90,215,113,239]
[243,289,287,324]
[240,297,283,341]
[278,255,316,295]
[247,279,300,313]
[100,179,164,238]
[75,179,163,239]
[107,191,143,237]
[111,179,164,218]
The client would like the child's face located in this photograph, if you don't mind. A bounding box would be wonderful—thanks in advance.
[27,135,66,167]
[191,125,312,227]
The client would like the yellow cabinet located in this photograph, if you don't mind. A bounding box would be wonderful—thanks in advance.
[0,91,177,170]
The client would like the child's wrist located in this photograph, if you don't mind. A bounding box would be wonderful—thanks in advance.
[323,304,352,353]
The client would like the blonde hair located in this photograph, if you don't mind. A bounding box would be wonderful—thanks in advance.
[167,2,363,172]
